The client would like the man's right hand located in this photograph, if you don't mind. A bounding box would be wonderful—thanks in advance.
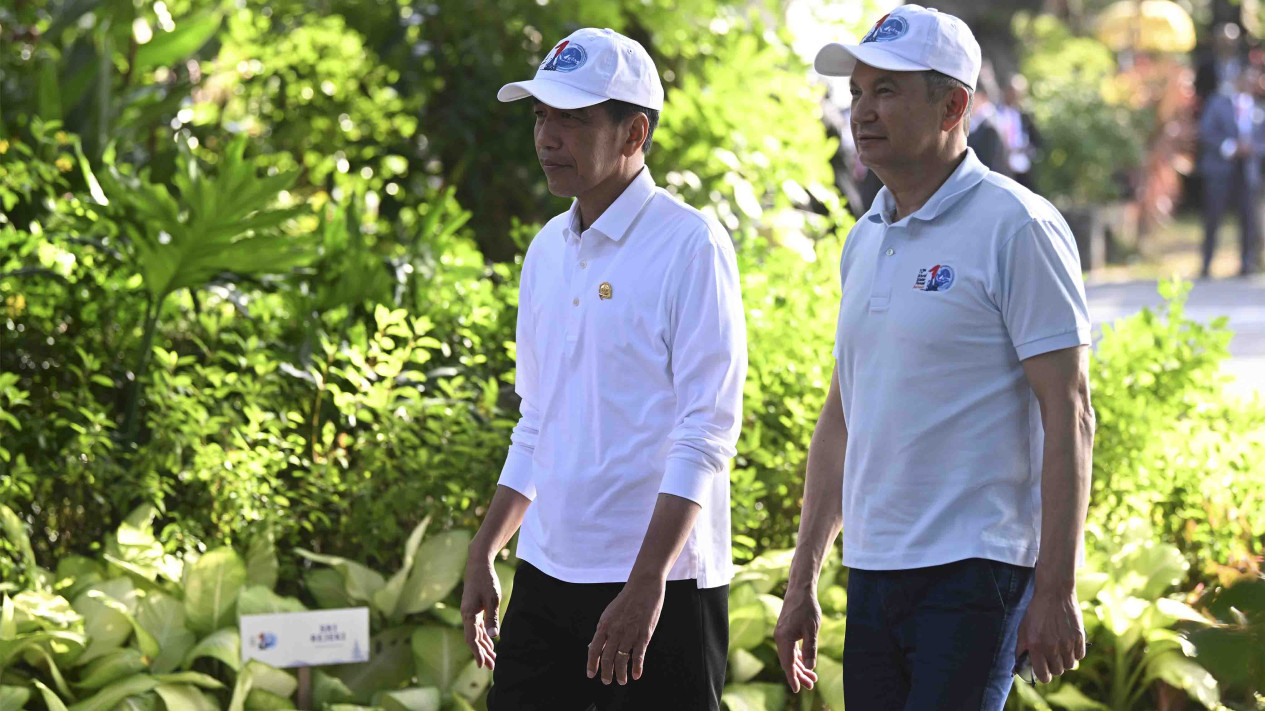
[461,551,501,670]
[773,586,822,693]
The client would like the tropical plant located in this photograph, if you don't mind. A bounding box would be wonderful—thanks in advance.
[1190,577,1265,710]
[1008,520,1221,711]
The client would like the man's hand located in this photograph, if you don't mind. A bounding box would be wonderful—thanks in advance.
[586,578,665,685]
[460,552,501,671]
[1015,587,1086,683]
[773,586,821,693]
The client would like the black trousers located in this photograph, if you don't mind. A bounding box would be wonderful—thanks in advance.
[487,561,729,711]
[1202,165,1262,275]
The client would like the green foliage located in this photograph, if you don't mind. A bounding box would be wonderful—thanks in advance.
[0,504,484,711]
[1014,13,1147,204]
[1009,521,1221,711]
[1190,577,1265,708]
[1090,279,1265,576]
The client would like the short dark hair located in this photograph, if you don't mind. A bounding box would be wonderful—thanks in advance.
[923,70,974,136]
[601,100,660,156]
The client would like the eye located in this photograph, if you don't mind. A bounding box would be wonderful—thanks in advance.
[849,88,861,98]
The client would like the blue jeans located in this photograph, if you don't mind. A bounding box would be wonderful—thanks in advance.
[843,558,1035,711]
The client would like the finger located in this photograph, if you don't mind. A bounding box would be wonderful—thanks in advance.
[631,635,649,681]
[774,631,799,692]
[586,628,606,679]
[486,603,501,639]
[600,639,619,685]
[1061,645,1078,673]
[802,629,819,670]
[463,612,481,663]
[615,645,630,686]
[795,663,817,690]
[1075,637,1087,661]
[477,628,497,660]
[1031,651,1053,684]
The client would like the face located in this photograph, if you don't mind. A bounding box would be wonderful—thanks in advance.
[849,63,964,170]
[533,101,639,197]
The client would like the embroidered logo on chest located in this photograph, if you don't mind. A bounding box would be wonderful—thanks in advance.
[913,264,956,292]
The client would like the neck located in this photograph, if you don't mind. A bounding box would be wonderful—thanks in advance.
[874,145,968,222]
[576,160,644,232]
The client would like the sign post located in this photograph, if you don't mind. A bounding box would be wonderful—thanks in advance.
[240,607,371,710]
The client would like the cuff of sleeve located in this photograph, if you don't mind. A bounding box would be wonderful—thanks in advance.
[1014,327,1091,361]
[1222,138,1238,159]
[658,457,714,506]
[498,449,537,501]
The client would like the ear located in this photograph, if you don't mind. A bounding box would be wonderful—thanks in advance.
[942,86,970,133]
[621,112,649,158]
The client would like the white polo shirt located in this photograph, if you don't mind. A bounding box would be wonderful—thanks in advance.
[833,149,1090,571]
[499,167,747,589]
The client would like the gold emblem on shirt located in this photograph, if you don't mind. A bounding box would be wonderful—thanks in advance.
[598,282,613,300]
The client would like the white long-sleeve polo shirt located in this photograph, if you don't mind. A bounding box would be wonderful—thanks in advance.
[498,167,746,589]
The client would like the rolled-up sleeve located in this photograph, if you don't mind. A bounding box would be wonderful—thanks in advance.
[498,267,540,500]
[659,231,747,505]
[997,218,1092,362]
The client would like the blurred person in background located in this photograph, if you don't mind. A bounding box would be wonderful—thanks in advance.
[967,80,1011,176]
[1197,66,1265,277]
[998,74,1043,191]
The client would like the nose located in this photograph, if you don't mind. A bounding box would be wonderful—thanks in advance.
[536,113,563,152]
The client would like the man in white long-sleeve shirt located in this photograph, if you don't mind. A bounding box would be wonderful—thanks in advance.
[459,28,747,711]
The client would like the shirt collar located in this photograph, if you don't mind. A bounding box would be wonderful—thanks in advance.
[564,167,657,243]
[868,149,989,226]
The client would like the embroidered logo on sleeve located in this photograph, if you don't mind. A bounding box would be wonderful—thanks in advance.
[913,264,955,292]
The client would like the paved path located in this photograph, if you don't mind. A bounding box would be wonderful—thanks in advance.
[1086,275,1265,394]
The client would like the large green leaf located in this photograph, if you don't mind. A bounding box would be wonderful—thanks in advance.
[721,682,787,711]
[372,519,430,619]
[294,550,384,606]
[132,12,222,71]
[390,532,470,621]
[1145,650,1221,710]
[136,594,195,675]
[1042,683,1112,710]
[310,670,355,708]
[153,684,218,711]
[74,648,149,690]
[1011,680,1053,710]
[104,506,166,583]
[375,688,441,711]
[182,629,241,672]
[304,570,354,610]
[410,626,470,693]
[242,661,296,699]
[150,672,223,690]
[0,505,37,579]
[73,579,138,665]
[56,557,106,602]
[243,689,293,710]
[814,655,844,711]
[448,658,490,702]
[12,591,81,630]
[33,678,70,711]
[327,626,416,703]
[236,587,306,618]
[728,648,764,684]
[0,685,32,709]
[184,548,246,635]
[67,675,160,711]
[729,603,767,653]
[245,532,279,591]
[82,591,160,661]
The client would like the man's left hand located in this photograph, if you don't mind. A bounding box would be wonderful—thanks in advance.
[1015,586,1087,683]
[586,578,666,685]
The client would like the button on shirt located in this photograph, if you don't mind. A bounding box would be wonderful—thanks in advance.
[832,149,1091,571]
[499,167,747,589]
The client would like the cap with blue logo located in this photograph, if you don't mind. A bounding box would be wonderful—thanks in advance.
[814,5,981,91]
[498,28,665,111]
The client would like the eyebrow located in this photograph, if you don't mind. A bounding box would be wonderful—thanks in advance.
[850,77,899,91]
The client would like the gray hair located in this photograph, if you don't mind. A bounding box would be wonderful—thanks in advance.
[923,70,974,136]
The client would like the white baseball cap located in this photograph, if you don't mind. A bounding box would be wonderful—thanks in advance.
[814,5,981,91]
[498,28,664,111]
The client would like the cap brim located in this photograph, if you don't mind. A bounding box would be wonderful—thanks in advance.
[497,78,608,109]
[814,42,931,77]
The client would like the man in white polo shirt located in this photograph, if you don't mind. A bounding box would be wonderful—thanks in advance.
[774,6,1094,709]
[458,28,747,711]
